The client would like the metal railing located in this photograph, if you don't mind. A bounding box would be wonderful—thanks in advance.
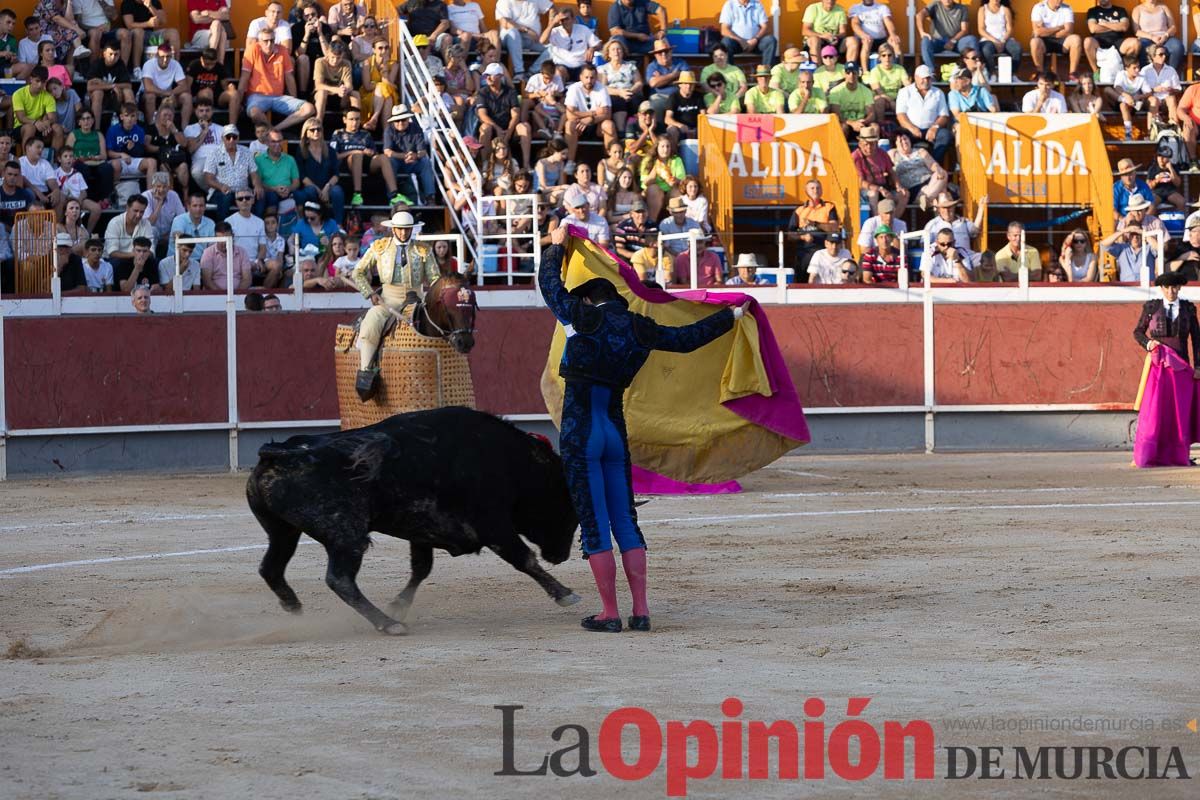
[388,18,484,270]
[477,193,540,284]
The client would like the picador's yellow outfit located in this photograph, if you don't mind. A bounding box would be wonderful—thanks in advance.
[352,234,440,359]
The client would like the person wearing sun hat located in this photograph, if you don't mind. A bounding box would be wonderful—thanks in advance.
[645,38,690,123]
[1118,192,1167,243]
[812,43,847,93]
[769,46,806,95]
[1112,157,1154,221]
[350,210,440,400]
[743,63,786,112]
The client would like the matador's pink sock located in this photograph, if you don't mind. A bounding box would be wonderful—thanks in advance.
[588,550,620,620]
[621,547,649,617]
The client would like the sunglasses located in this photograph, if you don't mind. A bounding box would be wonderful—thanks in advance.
[224,133,237,139]
[364,23,377,29]
[822,55,836,60]
[237,195,253,201]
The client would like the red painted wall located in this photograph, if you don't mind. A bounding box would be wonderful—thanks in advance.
[934,303,1146,407]
[4,315,228,429]
[3,302,1153,431]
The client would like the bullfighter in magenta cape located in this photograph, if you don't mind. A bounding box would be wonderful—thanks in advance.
[539,225,750,633]
[1132,271,1200,467]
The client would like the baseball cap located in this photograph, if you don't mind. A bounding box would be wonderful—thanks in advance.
[820,45,837,57]
[844,62,860,73]
[221,124,239,137]
[874,224,895,237]
[483,63,505,77]
[630,198,647,212]
[877,198,896,213]
[55,232,73,247]
[566,194,589,209]
[914,65,933,79]
[826,231,843,242]
[638,100,654,113]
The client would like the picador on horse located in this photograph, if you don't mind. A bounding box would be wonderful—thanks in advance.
[350,210,442,401]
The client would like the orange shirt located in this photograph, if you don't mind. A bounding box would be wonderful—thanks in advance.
[1182,83,1200,125]
[242,44,294,97]
[793,199,837,227]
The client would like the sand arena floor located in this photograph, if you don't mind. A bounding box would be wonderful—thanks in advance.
[1,451,1198,799]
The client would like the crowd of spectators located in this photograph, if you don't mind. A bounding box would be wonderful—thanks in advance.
[4,0,1200,296]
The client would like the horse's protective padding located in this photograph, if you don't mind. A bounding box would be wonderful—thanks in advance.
[335,318,476,430]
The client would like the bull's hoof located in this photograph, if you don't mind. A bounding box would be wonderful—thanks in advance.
[280,600,303,614]
[386,600,411,621]
[379,621,409,636]
[555,592,582,607]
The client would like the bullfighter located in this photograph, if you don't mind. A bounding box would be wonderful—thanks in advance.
[539,225,747,633]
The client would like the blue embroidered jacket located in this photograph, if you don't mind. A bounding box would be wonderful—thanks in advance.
[539,244,736,388]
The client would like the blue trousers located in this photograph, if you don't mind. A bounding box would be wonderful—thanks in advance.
[921,35,978,70]
[560,383,646,556]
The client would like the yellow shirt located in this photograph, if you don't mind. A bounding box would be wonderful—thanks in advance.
[994,244,1042,279]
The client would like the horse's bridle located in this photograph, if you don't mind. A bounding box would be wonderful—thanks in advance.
[420,284,477,339]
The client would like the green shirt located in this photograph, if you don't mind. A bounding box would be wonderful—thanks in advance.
[802,2,848,35]
[866,64,908,99]
[0,34,16,57]
[828,82,873,121]
[13,86,55,122]
[704,91,742,113]
[254,151,300,189]
[700,63,746,93]
[769,63,802,95]
[812,64,846,94]
[744,86,786,114]
[71,129,101,160]
[788,86,828,113]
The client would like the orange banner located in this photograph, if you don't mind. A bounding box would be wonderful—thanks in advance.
[957,113,1116,246]
[699,114,861,258]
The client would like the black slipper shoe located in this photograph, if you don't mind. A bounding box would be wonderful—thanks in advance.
[627,615,650,632]
[581,615,622,632]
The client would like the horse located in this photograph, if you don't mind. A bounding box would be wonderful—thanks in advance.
[413,274,477,354]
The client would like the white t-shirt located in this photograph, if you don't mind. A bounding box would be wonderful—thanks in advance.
[225,212,267,259]
[18,35,52,65]
[524,71,565,97]
[83,259,114,291]
[1031,1,1075,32]
[447,1,486,34]
[807,247,854,284]
[184,121,221,173]
[849,3,892,40]
[54,167,89,199]
[141,58,185,92]
[73,0,112,28]
[1113,71,1151,98]
[19,155,56,192]
[1020,88,1067,113]
[496,0,553,35]
[158,253,201,289]
[246,18,293,44]
[546,23,600,68]
[565,81,611,113]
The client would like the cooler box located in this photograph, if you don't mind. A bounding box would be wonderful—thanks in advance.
[679,138,699,177]
[666,28,702,54]
[1161,210,1185,238]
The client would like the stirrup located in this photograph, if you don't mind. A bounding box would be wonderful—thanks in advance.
[355,367,380,402]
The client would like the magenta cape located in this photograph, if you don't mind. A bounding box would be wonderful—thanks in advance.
[1133,345,1200,467]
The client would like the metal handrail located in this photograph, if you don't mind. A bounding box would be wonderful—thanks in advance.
[389,19,484,269]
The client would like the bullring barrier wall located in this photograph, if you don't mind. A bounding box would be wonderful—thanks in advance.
[0,291,1157,476]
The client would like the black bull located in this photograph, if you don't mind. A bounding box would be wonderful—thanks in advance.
[246,407,581,635]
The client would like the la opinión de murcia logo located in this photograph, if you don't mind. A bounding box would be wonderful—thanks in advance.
[496,700,1191,797]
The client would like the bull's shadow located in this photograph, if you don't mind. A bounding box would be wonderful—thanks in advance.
[246,408,582,635]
